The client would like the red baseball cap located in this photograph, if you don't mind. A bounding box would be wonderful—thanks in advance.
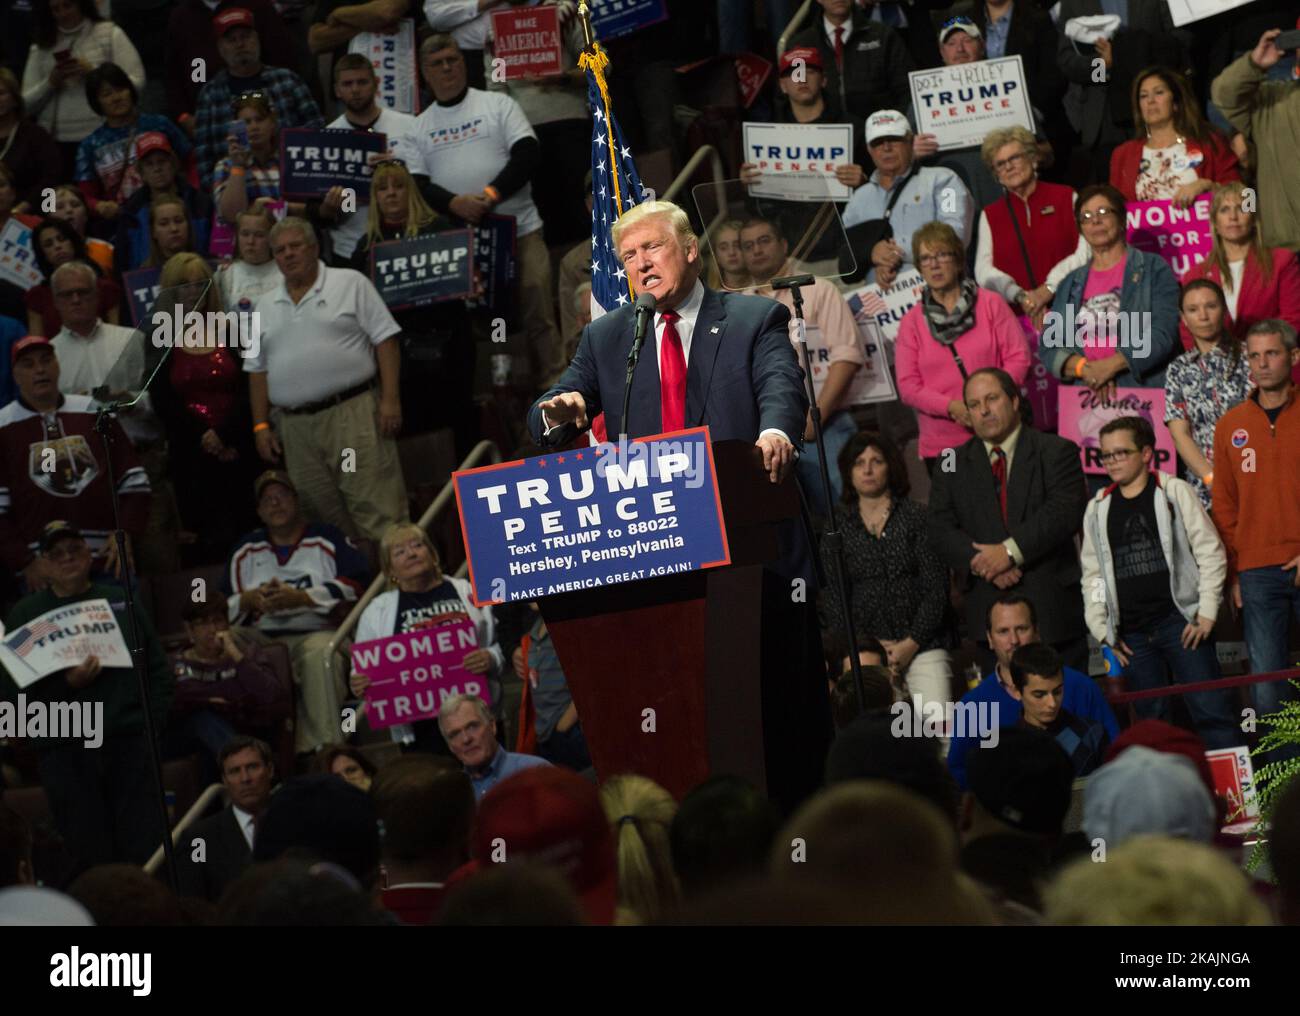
[135,131,174,160]
[473,767,617,925]
[779,46,823,75]
[10,335,53,367]
[213,7,255,37]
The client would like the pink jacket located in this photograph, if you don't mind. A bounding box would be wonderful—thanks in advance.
[895,287,1032,458]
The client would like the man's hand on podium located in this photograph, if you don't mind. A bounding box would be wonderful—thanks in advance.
[756,432,794,483]
[539,391,588,433]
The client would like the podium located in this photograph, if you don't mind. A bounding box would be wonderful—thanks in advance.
[538,440,831,808]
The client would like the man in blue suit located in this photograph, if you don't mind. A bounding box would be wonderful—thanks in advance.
[527,200,808,480]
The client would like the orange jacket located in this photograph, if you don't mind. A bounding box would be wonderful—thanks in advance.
[1212,388,1300,575]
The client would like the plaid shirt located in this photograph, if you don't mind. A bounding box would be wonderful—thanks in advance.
[212,154,282,216]
[194,66,322,189]
[1023,710,1109,778]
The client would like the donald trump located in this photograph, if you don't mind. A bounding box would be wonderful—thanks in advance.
[527,201,808,482]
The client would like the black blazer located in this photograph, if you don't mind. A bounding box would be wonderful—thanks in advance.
[927,425,1088,645]
[174,807,253,903]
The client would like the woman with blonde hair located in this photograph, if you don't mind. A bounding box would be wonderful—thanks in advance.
[350,522,504,756]
[216,206,280,316]
[149,252,259,561]
[599,774,680,923]
[349,159,475,453]
[1179,181,1300,350]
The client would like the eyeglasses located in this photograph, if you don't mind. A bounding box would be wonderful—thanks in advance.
[372,157,407,170]
[993,152,1029,172]
[230,90,268,113]
[1098,448,1139,463]
[918,251,959,266]
[1080,207,1117,222]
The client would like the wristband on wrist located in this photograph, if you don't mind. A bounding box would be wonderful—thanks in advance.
[1203,470,1214,487]
[483,185,500,204]
[253,422,271,434]
[230,166,246,176]
[1073,356,1086,379]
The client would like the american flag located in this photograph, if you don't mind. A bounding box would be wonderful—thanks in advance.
[585,48,647,318]
[856,289,889,318]
[7,619,61,658]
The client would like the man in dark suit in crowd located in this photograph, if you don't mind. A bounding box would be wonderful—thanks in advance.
[175,736,275,902]
[929,367,1089,672]
[528,199,806,477]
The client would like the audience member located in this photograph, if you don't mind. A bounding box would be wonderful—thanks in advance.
[222,469,370,755]
[370,755,473,925]
[929,367,1089,670]
[1040,183,1180,393]
[1,520,172,868]
[213,91,318,224]
[169,600,286,765]
[1108,66,1239,204]
[0,339,150,588]
[830,664,896,728]
[1181,183,1300,349]
[1166,279,1254,510]
[969,1,1065,159]
[842,110,971,286]
[822,429,954,714]
[1212,319,1300,737]
[741,213,864,513]
[75,62,192,220]
[789,0,913,122]
[27,225,121,335]
[218,856,389,924]
[319,745,377,792]
[0,886,94,925]
[599,774,680,924]
[246,216,409,541]
[176,736,275,902]
[1084,746,1217,848]
[350,522,503,755]
[20,0,145,178]
[513,601,590,771]
[44,262,132,395]
[669,776,780,902]
[1045,835,1270,925]
[471,765,616,924]
[165,0,298,121]
[1008,643,1107,776]
[215,207,281,312]
[0,166,43,322]
[49,185,114,274]
[410,33,561,386]
[113,132,213,275]
[0,67,62,214]
[974,125,1086,325]
[703,217,751,293]
[770,46,867,176]
[1081,415,1237,747]
[960,726,1074,918]
[769,781,996,923]
[438,862,586,926]
[309,0,412,82]
[438,692,548,800]
[421,0,506,92]
[68,864,185,925]
[193,6,323,191]
[141,193,200,268]
[251,772,381,886]
[824,710,959,822]
[1212,29,1300,251]
[895,221,1029,467]
[348,158,476,451]
[947,594,1117,789]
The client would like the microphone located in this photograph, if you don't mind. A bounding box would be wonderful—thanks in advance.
[628,291,657,367]
[621,291,657,440]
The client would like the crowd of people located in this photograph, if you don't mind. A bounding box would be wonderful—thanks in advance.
[1,0,1300,926]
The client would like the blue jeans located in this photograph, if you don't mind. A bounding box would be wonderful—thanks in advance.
[796,410,857,520]
[1238,567,1300,763]
[1121,610,1239,750]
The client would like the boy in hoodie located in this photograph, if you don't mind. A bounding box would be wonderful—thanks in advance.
[1080,415,1238,749]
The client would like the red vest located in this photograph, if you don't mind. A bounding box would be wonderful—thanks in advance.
[983,181,1079,292]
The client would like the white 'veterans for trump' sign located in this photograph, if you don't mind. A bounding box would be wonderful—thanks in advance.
[742,122,854,202]
[0,599,132,689]
[908,55,1033,151]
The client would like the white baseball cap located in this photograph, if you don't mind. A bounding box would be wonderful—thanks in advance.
[865,109,912,144]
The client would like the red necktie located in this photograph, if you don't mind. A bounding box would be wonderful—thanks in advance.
[659,310,686,433]
[834,26,845,71]
[990,446,1008,527]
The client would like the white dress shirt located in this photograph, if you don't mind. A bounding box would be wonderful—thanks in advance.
[233,805,256,850]
[823,16,853,46]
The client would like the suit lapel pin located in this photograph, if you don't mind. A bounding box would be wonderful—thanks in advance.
[710,326,719,334]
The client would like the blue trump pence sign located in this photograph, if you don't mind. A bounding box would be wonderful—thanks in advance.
[454,428,731,606]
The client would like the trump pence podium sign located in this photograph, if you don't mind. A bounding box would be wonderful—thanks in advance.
[454,428,731,606]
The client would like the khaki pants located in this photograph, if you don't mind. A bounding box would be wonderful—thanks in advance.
[516,229,565,383]
[244,627,345,753]
[274,389,409,542]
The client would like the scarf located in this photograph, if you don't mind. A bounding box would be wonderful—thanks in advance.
[923,277,979,347]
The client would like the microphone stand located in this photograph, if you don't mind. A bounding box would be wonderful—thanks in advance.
[771,272,869,717]
[620,301,654,441]
[94,397,178,892]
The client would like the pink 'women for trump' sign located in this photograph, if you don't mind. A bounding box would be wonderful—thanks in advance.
[1056,387,1176,476]
[350,618,491,729]
[1125,195,1213,280]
